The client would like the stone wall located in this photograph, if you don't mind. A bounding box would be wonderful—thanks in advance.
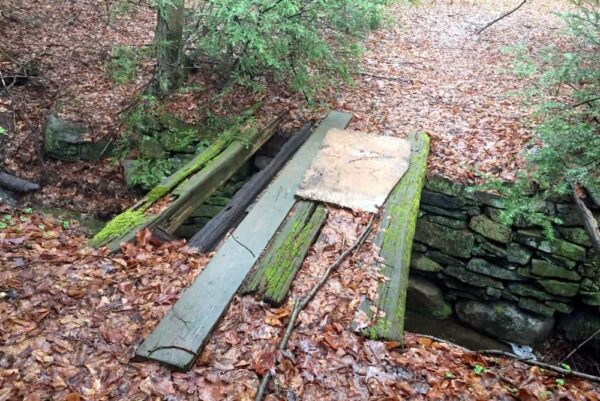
[409,176,600,347]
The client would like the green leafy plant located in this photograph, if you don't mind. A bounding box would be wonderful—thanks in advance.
[0,126,6,135]
[483,0,599,232]
[108,45,151,84]
[186,0,393,98]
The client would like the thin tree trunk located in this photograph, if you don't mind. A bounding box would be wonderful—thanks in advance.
[154,0,185,95]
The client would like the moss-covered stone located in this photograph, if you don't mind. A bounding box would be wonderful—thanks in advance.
[425,214,467,229]
[507,242,533,265]
[411,254,443,272]
[530,259,581,281]
[536,251,577,269]
[466,258,522,281]
[580,291,600,306]
[470,191,506,209]
[424,175,465,197]
[444,278,502,300]
[558,227,592,247]
[139,137,166,159]
[426,250,466,267]
[581,277,600,292]
[406,277,452,319]
[421,189,466,209]
[518,298,555,317]
[472,236,508,258]
[420,204,468,220]
[89,210,147,248]
[415,220,474,258]
[469,215,511,244]
[507,283,554,301]
[538,279,580,297]
[443,265,503,289]
[514,230,586,261]
[545,300,574,314]
[412,242,428,253]
[556,204,583,226]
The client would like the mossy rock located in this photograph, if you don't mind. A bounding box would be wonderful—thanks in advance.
[469,215,511,244]
[538,279,580,298]
[410,254,443,272]
[466,258,522,281]
[406,276,452,319]
[507,283,555,301]
[424,175,465,197]
[425,214,467,229]
[443,265,503,289]
[414,220,474,258]
[507,242,533,266]
[518,298,555,318]
[531,259,580,281]
[421,189,466,209]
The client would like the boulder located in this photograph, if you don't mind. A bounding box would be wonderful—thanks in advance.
[469,215,511,244]
[406,277,452,319]
[44,113,111,161]
[558,310,600,351]
[414,220,474,258]
[455,300,555,345]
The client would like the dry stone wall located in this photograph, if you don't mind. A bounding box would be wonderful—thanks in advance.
[410,176,600,347]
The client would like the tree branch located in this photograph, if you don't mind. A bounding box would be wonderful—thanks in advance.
[476,0,527,34]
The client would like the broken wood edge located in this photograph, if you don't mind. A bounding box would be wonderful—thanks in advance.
[187,122,313,252]
[352,131,430,345]
[89,116,282,250]
[242,200,328,306]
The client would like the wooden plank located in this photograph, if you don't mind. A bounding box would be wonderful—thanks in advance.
[134,111,352,370]
[243,201,327,306]
[90,117,281,251]
[354,131,430,344]
[187,123,313,252]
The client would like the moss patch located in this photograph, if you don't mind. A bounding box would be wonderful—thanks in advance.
[89,210,146,247]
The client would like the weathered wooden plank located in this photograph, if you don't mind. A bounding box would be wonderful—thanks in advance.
[243,200,327,306]
[355,131,430,344]
[89,118,281,251]
[187,123,313,252]
[134,111,352,370]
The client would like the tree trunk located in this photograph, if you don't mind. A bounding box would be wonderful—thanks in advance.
[154,0,185,95]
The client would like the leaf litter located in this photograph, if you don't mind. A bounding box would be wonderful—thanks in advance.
[2,0,599,400]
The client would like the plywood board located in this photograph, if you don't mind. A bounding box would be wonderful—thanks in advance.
[296,129,411,212]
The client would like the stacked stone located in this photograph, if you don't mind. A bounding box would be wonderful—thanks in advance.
[409,175,600,346]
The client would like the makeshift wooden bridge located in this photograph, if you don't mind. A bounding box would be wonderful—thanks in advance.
[126,111,429,371]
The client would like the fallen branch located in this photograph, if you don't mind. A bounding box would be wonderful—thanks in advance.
[412,334,600,384]
[0,171,40,192]
[561,327,600,364]
[472,350,600,384]
[254,214,376,401]
[476,0,527,34]
[572,182,600,255]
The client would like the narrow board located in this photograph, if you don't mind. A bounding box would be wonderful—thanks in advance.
[134,111,352,370]
[353,132,430,344]
[242,200,327,306]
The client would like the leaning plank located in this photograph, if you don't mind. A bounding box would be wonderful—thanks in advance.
[243,200,327,306]
[89,117,281,251]
[187,123,313,252]
[134,111,352,370]
[355,131,429,344]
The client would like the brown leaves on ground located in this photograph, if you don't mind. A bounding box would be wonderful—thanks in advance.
[1,204,599,400]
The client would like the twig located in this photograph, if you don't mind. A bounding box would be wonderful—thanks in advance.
[561,327,600,364]
[254,214,376,401]
[476,0,527,34]
[472,350,600,384]
[571,96,600,108]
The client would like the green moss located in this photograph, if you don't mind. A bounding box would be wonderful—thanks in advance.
[140,136,231,210]
[89,210,146,247]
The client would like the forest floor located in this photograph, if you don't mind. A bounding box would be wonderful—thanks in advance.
[2,1,599,401]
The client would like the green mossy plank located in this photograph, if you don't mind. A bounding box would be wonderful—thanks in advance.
[243,201,327,306]
[134,111,352,371]
[91,118,281,251]
[363,131,430,344]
